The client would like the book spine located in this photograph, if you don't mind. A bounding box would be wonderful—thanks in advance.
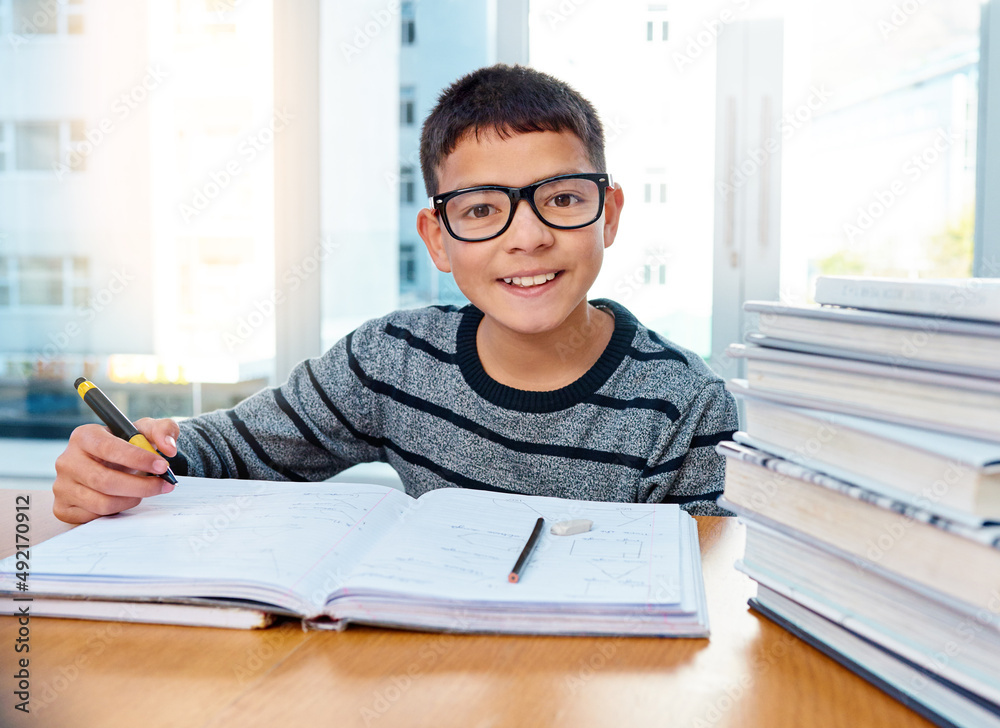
[718,443,1000,549]
[814,278,1000,323]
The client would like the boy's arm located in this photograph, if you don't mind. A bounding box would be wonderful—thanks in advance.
[640,380,739,516]
[171,325,387,481]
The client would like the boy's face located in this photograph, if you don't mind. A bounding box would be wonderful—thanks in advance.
[417,129,624,338]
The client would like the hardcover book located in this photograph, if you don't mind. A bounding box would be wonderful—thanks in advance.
[727,344,1000,442]
[729,388,1000,524]
[742,299,1000,376]
[717,441,1000,613]
[812,276,1000,324]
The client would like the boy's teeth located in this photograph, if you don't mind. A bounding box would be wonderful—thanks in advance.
[504,272,558,288]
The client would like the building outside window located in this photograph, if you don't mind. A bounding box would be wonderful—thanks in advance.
[401,1,415,45]
[400,86,416,126]
[399,166,415,204]
[10,0,84,36]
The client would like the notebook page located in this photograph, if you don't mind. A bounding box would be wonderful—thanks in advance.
[342,488,686,607]
[0,477,413,614]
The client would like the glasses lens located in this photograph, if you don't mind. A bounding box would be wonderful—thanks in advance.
[444,189,512,241]
[533,177,602,228]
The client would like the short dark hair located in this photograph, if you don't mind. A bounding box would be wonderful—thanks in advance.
[419,64,606,197]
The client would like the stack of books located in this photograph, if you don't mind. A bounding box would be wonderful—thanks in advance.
[718,275,1000,728]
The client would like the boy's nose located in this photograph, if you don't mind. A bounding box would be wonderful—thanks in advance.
[501,198,555,252]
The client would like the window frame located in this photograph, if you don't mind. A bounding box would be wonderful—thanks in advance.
[975,0,1000,277]
[8,0,86,38]
[2,120,87,176]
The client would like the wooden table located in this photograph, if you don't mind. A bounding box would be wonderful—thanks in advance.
[0,489,934,728]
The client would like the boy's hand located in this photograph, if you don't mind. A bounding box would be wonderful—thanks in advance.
[53,418,180,524]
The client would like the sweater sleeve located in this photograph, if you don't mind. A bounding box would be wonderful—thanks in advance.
[639,380,739,516]
[168,322,387,481]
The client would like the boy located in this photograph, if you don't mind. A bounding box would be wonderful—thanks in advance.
[52,64,738,524]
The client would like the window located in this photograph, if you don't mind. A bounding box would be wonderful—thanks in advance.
[641,261,667,286]
[400,86,416,126]
[645,5,669,42]
[400,166,416,204]
[11,0,84,36]
[0,256,10,306]
[0,123,7,170]
[67,120,87,171]
[643,175,667,204]
[69,256,89,305]
[0,255,91,308]
[777,2,981,301]
[400,243,417,285]
[5,121,86,173]
[15,122,59,170]
[401,1,415,45]
[19,256,63,306]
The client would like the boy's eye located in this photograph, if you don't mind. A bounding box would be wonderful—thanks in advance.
[548,193,581,208]
[470,204,494,218]
[460,203,500,219]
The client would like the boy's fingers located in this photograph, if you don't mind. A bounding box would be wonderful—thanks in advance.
[55,481,143,521]
[52,501,101,525]
[74,424,171,477]
[83,465,170,499]
[136,417,180,457]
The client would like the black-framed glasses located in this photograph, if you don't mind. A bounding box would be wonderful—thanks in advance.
[430,172,614,242]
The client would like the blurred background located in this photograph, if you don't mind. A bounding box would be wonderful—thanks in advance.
[0,0,992,482]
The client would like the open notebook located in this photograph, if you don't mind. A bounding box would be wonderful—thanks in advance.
[0,477,709,636]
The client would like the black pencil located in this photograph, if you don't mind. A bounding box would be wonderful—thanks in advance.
[508,517,544,583]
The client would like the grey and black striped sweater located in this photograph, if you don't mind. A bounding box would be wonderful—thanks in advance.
[169,299,738,516]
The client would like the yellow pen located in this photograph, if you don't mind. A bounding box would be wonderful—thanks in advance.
[74,377,178,486]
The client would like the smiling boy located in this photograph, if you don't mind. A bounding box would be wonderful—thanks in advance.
[52,64,738,524]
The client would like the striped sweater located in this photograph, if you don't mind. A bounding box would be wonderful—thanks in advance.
[170,299,739,516]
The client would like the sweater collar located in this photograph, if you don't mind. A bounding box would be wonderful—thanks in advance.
[455,298,637,413]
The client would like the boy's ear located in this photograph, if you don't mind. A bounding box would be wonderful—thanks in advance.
[416,208,453,273]
[601,184,625,249]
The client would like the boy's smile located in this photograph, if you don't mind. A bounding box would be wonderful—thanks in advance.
[417,130,625,369]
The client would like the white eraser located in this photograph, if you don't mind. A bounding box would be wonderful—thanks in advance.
[550,519,593,536]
